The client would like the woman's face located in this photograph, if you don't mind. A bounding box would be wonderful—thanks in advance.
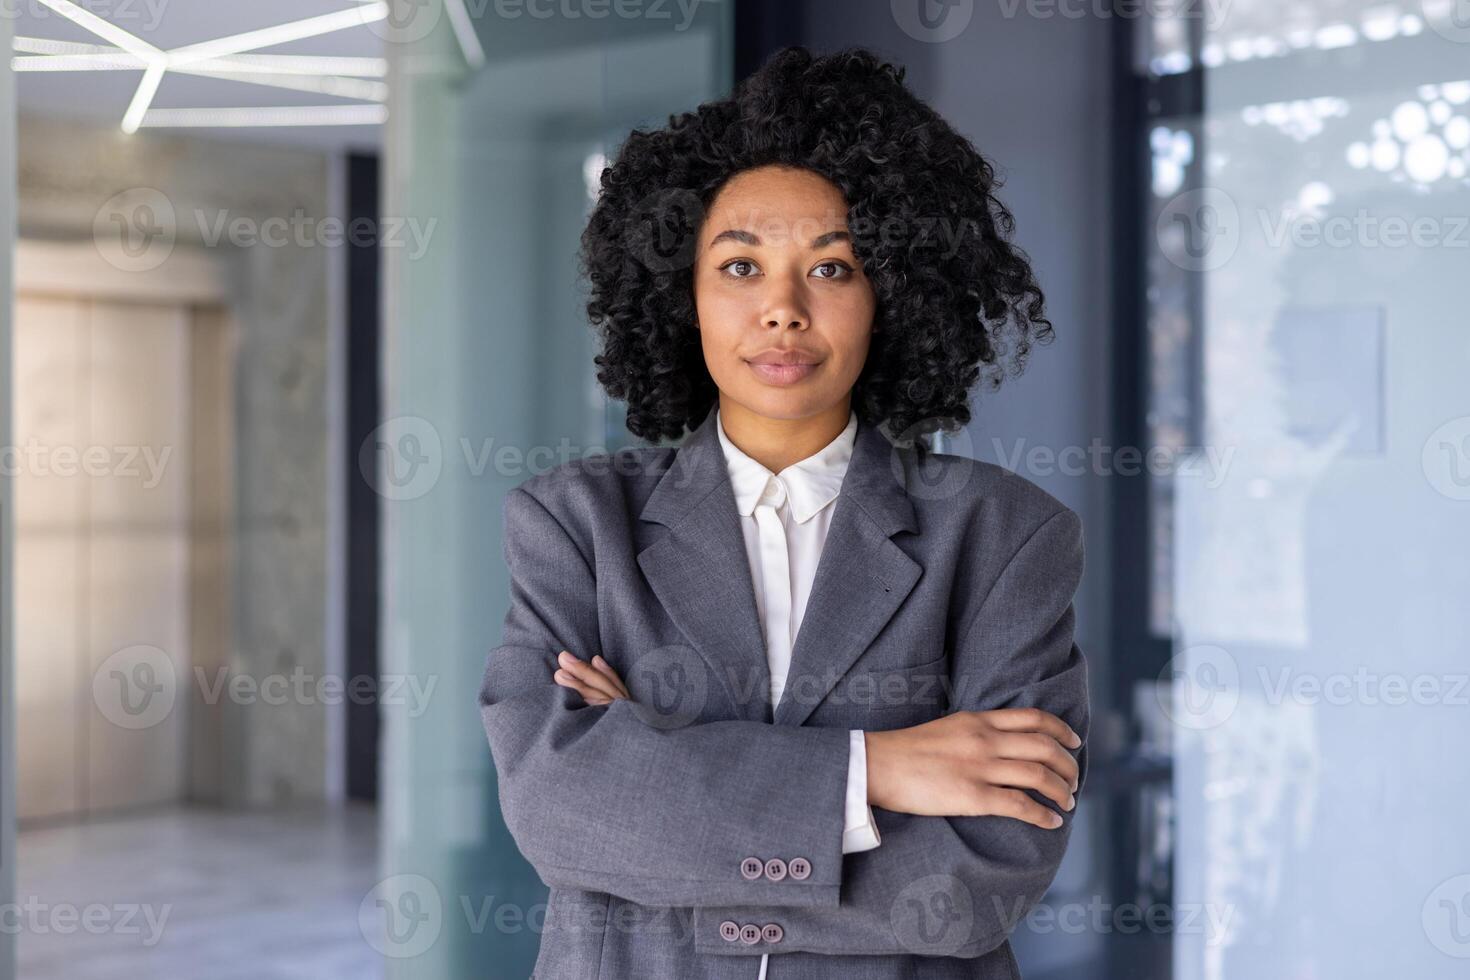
[692,165,877,423]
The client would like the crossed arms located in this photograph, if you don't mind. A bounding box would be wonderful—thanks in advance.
[478,485,1090,957]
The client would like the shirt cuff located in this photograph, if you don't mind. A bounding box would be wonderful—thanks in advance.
[841,729,882,854]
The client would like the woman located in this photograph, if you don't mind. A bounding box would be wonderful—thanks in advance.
[479,47,1089,980]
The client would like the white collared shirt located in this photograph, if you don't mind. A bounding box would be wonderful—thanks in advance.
[715,406,882,979]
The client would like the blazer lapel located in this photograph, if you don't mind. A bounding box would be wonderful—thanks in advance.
[637,407,772,722]
[637,405,923,728]
[774,416,921,726]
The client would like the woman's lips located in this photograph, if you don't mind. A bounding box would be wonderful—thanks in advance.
[746,360,819,385]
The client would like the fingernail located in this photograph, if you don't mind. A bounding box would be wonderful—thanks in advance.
[593,655,605,665]
[1065,795,1076,811]
[1048,812,1063,828]
[1067,731,1082,748]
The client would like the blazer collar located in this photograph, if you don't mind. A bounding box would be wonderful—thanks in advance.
[637,404,920,726]
[714,406,857,523]
[640,404,917,537]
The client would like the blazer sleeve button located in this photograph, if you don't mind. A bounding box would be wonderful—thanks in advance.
[739,924,762,945]
[719,920,740,942]
[761,923,784,944]
[788,857,811,880]
[740,857,764,880]
[763,857,787,881]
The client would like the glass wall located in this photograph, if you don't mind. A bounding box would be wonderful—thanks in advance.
[378,4,733,976]
[1141,3,1470,978]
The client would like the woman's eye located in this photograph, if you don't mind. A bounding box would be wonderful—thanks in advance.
[721,260,758,278]
[813,261,851,280]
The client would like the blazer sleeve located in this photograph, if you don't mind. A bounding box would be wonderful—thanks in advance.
[479,485,854,909]
[692,507,1090,959]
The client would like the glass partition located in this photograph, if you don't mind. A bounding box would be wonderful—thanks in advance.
[378,4,733,976]
[1141,5,1470,978]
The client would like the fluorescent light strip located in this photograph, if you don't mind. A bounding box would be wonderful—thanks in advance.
[123,60,167,133]
[139,104,388,128]
[13,53,145,71]
[165,4,389,68]
[201,54,388,78]
[32,0,160,60]
[14,38,388,78]
[446,0,486,69]
[172,67,387,103]
[14,35,117,55]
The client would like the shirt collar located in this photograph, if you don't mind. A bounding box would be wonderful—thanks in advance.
[715,406,858,524]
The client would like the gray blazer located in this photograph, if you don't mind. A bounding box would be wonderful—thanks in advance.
[479,404,1089,979]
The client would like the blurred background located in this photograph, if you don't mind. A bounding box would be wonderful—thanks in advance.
[0,0,1468,977]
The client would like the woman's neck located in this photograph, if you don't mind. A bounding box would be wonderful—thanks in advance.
[716,397,853,474]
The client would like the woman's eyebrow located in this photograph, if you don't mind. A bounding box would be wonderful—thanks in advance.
[708,228,852,248]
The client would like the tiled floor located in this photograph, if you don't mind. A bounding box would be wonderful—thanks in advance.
[17,804,381,980]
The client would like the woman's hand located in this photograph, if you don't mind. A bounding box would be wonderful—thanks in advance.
[552,650,631,705]
[864,708,1082,829]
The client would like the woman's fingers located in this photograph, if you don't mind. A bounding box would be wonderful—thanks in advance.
[554,651,625,702]
[985,759,1075,811]
[986,706,1081,748]
[995,732,1081,792]
[590,655,631,699]
[553,669,613,704]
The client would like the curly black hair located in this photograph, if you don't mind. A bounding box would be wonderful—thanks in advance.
[579,45,1053,453]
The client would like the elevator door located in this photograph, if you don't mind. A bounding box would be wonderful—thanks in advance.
[14,292,201,821]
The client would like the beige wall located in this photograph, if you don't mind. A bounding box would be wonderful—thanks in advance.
[15,115,334,809]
